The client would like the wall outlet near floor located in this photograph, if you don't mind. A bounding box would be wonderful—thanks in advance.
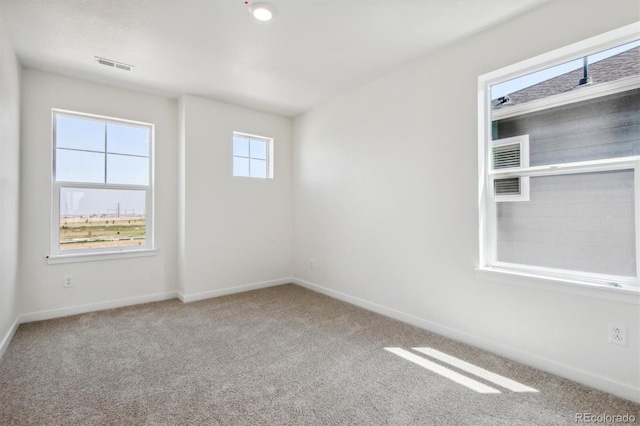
[309,258,315,269]
[63,274,74,288]
[608,323,627,346]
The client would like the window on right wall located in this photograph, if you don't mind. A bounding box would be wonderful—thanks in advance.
[479,33,640,290]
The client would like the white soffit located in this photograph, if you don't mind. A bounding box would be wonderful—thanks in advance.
[0,0,548,116]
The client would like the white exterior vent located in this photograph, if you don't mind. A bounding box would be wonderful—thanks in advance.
[494,177,521,195]
[493,142,521,170]
[95,56,134,72]
[491,135,530,202]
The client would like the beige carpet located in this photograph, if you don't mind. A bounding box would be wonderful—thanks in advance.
[0,284,637,425]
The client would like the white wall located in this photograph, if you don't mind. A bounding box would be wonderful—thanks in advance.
[0,18,21,352]
[19,70,179,316]
[16,73,292,315]
[179,95,292,300]
[293,1,640,401]
[5,0,638,403]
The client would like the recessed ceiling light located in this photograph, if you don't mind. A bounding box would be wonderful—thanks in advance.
[248,2,274,21]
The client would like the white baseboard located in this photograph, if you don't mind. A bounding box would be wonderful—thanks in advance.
[3,279,290,359]
[179,277,292,303]
[19,291,179,324]
[0,316,20,360]
[7,279,293,354]
[291,277,640,404]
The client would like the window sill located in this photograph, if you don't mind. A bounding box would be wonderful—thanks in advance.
[47,248,157,264]
[475,267,640,305]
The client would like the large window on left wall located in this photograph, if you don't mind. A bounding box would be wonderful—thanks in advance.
[51,110,154,258]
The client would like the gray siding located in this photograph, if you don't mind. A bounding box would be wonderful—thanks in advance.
[495,89,640,166]
[493,90,639,278]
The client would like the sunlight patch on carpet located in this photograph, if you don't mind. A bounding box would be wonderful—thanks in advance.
[413,347,538,393]
[384,347,501,394]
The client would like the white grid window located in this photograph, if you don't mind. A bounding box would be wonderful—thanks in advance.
[233,132,273,179]
[52,110,153,256]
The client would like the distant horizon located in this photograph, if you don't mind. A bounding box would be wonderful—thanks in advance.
[60,187,146,217]
[60,214,146,218]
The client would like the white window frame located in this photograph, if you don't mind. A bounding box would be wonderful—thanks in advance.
[49,109,155,263]
[477,23,640,293]
[232,131,274,179]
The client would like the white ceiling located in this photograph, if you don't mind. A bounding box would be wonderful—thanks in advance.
[0,0,548,116]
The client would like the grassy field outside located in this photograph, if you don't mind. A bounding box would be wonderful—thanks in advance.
[60,216,145,250]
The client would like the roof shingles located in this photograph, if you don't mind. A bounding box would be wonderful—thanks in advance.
[492,46,640,110]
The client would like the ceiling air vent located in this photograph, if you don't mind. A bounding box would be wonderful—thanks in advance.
[95,56,134,72]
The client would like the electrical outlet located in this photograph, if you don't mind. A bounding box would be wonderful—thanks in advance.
[608,323,627,346]
[309,258,315,269]
[63,274,74,288]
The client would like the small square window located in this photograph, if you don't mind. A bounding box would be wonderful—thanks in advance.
[232,132,273,179]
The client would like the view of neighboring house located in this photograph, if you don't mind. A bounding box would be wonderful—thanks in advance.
[491,46,639,278]
[492,46,640,111]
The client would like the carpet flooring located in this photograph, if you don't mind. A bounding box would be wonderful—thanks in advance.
[0,284,638,425]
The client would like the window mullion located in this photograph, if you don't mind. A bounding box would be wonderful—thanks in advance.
[248,138,253,176]
[56,147,105,155]
[635,161,640,282]
[104,121,108,184]
[489,156,640,180]
[58,182,149,191]
[486,176,497,266]
[52,182,61,254]
[105,152,149,159]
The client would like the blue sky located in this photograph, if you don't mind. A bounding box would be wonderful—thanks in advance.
[56,115,150,216]
[56,116,149,185]
[491,39,640,100]
[232,135,268,178]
